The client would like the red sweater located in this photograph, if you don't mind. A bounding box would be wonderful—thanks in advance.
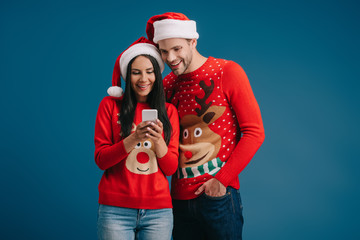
[163,57,265,200]
[94,96,179,209]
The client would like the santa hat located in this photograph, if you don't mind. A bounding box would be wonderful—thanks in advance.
[107,36,165,97]
[146,12,199,44]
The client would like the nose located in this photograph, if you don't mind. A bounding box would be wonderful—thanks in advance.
[137,152,150,163]
[167,51,176,63]
[139,73,147,81]
[184,151,193,159]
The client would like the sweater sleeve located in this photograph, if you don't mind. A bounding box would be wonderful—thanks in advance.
[156,103,180,176]
[94,97,129,171]
[215,61,265,187]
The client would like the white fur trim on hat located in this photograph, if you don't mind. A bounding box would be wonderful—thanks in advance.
[153,19,199,43]
[119,43,164,79]
[107,86,123,97]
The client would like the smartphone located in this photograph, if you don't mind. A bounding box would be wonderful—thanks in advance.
[142,109,158,122]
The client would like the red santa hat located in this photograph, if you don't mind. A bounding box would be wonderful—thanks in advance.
[146,12,199,44]
[107,36,165,97]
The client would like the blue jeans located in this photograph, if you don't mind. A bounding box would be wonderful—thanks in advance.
[97,204,173,240]
[172,187,244,240]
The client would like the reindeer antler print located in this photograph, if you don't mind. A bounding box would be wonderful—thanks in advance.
[195,80,214,117]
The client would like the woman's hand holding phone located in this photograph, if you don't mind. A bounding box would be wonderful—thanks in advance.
[145,119,163,142]
[144,119,168,158]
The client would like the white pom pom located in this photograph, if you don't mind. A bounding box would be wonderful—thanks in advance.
[107,86,123,97]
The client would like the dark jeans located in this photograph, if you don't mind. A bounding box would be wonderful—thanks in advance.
[172,187,244,240]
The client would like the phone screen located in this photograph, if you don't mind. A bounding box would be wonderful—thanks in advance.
[142,109,158,122]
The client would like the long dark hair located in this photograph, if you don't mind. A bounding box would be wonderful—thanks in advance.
[119,54,172,144]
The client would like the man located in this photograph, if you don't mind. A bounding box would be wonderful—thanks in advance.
[146,12,265,240]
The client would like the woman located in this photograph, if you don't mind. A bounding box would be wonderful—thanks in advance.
[94,37,179,240]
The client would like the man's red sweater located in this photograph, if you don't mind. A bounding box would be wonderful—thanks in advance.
[163,57,265,200]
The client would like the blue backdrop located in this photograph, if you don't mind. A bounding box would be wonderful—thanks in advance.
[1,0,359,239]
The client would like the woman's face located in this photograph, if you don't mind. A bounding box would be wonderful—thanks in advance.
[130,56,156,103]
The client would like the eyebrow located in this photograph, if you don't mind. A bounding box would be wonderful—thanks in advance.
[131,67,154,71]
[160,45,182,51]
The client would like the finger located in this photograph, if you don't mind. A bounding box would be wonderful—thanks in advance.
[147,127,161,138]
[136,133,147,141]
[195,184,205,195]
[137,128,151,139]
[147,134,157,141]
[151,123,163,134]
[156,119,163,128]
[150,122,162,133]
[139,122,152,129]
[136,128,148,136]
[138,121,146,126]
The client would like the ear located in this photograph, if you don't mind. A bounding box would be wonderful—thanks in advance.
[190,38,197,49]
[202,106,226,125]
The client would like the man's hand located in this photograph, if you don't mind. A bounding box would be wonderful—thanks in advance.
[195,178,226,197]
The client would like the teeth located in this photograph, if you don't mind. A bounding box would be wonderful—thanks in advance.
[171,61,181,66]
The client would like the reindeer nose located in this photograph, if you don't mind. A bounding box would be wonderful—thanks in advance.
[184,151,193,159]
[137,152,150,163]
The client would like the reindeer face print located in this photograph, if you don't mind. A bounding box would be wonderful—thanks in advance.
[125,139,158,175]
[179,105,225,168]
[179,80,226,168]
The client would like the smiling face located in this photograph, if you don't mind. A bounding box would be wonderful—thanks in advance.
[130,55,156,102]
[158,38,195,76]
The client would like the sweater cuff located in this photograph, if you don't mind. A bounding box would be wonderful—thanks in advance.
[156,148,170,165]
[157,149,178,176]
[119,140,128,154]
[114,140,129,160]
[214,168,235,187]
